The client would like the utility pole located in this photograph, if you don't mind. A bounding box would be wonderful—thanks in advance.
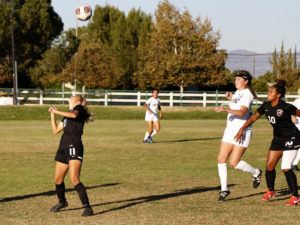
[253,54,256,78]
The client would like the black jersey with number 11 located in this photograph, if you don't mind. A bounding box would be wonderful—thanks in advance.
[257,100,299,138]
[58,104,86,149]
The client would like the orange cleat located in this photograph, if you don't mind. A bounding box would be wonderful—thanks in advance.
[261,190,276,201]
[285,195,300,206]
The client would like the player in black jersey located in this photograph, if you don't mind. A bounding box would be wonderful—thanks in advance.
[48,95,93,216]
[235,80,300,205]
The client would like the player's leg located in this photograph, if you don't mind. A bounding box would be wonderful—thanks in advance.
[50,162,69,212]
[262,150,282,201]
[217,142,233,201]
[69,160,93,216]
[292,149,300,171]
[143,121,153,143]
[229,145,262,188]
[281,150,300,205]
[149,120,160,143]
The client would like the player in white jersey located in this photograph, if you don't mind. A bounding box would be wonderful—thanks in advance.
[214,70,262,201]
[143,89,163,143]
[292,97,300,171]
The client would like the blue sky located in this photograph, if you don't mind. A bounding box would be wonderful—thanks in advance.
[51,0,300,53]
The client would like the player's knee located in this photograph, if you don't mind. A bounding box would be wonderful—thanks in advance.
[54,177,64,185]
[70,176,80,187]
[148,128,153,133]
[217,156,226,164]
[229,160,238,168]
[266,163,275,171]
[156,128,160,132]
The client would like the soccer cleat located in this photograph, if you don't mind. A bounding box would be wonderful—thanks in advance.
[81,205,93,217]
[218,190,230,202]
[292,165,300,171]
[261,190,276,201]
[148,136,154,143]
[143,140,148,144]
[253,169,262,188]
[50,201,68,212]
[285,195,300,206]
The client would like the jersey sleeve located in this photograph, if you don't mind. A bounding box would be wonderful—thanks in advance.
[256,103,266,115]
[145,98,152,105]
[240,90,253,108]
[286,103,297,115]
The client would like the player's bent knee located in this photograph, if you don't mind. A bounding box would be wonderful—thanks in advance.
[70,177,80,187]
[54,177,64,185]
[230,161,238,168]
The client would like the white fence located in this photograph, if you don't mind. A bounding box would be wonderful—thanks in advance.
[1,89,300,106]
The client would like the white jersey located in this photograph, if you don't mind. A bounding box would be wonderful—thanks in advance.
[292,98,300,131]
[145,97,161,114]
[226,88,253,129]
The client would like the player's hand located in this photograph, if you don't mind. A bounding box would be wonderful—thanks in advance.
[148,110,152,114]
[225,92,232,100]
[234,129,243,142]
[160,112,163,119]
[215,107,226,113]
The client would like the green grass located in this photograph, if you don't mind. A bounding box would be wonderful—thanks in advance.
[0,119,297,225]
[0,105,229,120]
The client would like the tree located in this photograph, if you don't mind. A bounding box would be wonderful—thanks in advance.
[61,38,123,89]
[0,0,63,87]
[133,0,228,91]
[29,29,80,88]
[87,5,152,89]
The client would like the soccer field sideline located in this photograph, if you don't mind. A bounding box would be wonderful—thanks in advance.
[0,119,299,225]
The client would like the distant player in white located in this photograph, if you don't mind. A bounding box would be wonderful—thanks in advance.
[214,70,262,201]
[143,89,163,143]
[291,97,300,171]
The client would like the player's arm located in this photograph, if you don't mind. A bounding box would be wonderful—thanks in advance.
[295,109,300,117]
[215,105,248,117]
[234,112,261,141]
[49,108,64,134]
[51,107,79,119]
[292,115,297,124]
[158,105,163,119]
[143,103,152,114]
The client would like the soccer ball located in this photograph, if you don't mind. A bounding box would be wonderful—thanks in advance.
[75,4,92,21]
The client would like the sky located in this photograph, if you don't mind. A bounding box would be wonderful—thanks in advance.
[51,0,300,53]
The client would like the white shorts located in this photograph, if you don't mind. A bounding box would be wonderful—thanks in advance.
[222,127,252,148]
[145,112,159,122]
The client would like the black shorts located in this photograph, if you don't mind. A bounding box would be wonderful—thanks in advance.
[55,144,84,164]
[269,135,300,151]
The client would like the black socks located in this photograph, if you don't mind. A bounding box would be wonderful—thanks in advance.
[75,182,90,207]
[265,169,276,191]
[56,182,66,203]
[284,169,299,197]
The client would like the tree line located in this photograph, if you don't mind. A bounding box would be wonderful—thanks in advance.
[0,0,299,92]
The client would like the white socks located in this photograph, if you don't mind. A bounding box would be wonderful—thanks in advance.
[150,129,157,137]
[218,163,228,191]
[144,132,150,141]
[292,150,300,166]
[235,160,259,176]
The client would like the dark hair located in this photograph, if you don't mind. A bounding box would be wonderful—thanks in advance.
[272,79,286,99]
[152,89,159,93]
[236,70,259,101]
[78,95,94,122]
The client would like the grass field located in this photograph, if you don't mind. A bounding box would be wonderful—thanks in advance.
[0,118,299,225]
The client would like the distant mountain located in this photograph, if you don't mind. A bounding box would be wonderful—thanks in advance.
[225,50,272,77]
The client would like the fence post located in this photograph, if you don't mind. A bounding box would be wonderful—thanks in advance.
[170,92,173,107]
[216,90,219,106]
[104,90,108,106]
[203,92,207,107]
[137,91,141,106]
[39,89,43,105]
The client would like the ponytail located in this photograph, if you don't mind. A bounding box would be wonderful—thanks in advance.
[78,96,95,122]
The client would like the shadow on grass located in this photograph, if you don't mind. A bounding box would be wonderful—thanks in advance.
[226,187,293,202]
[0,183,119,203]
[157,137,222,143]
[61,184,236,215]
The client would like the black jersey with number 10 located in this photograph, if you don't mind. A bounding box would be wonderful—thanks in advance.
[257,101,299,138]
[59,104,86,149]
